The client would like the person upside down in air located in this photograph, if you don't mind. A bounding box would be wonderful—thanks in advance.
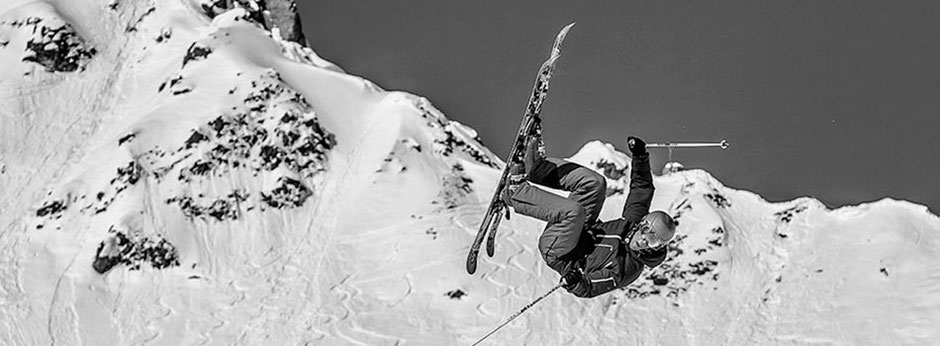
[501,128,676,298]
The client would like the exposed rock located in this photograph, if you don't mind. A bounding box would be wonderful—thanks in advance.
[92,226,181,274]
[445,289,467,299]
[181,43,213,67]
[261,177,311,208]
[264,0,307,45]
[16,18,96,72]
[195,0,306,45]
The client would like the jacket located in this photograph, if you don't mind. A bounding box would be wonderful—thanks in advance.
[565,153,667,298]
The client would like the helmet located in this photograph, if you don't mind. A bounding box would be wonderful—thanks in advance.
[628,211,676,252]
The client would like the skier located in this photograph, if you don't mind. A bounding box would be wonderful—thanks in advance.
[501,129,676,298]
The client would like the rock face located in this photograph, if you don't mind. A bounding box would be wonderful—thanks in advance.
[2,1,940,345]
[198,0,306,45]
[19,17,97,72]
[264,0,306,45]
[0,3,96,76]
[92,226,180,274]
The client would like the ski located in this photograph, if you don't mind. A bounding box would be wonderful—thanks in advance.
[466,23,575,275]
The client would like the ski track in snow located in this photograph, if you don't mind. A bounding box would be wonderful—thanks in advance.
[303,114,387,344]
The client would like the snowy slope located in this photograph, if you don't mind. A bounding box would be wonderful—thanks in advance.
[2,1,939,345]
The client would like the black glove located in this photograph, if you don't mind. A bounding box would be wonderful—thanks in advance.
[561,267,585,290]
[627,136,647,156]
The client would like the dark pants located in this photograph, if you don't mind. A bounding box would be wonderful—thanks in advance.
[507,158,607,275]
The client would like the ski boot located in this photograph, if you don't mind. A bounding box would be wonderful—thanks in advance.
[500,160,527,206]
[500,125,545,206]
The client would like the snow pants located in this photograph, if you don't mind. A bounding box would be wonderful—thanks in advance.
[507,157,607,276]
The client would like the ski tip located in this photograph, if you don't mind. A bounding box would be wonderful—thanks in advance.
[550,23,576,57]
[467,250,479,274]
[558,23,575,38]
[466,258,478,275]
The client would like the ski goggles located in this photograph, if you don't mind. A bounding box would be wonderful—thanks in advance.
[633,219,668,251]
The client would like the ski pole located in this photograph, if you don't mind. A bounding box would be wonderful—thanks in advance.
[637,139,729,162]
[646,139,730,149]
[471,282,566,345]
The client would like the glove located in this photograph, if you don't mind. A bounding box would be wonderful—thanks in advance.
[627,136,647,156]
[561,267,585,290]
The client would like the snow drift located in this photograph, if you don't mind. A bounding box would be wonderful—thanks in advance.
[1,1,938,344]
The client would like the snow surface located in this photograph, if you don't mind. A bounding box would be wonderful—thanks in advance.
[2,1,940,345]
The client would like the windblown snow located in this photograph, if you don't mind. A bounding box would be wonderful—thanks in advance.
[2,1,939,345]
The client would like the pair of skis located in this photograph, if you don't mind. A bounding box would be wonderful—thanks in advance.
[466,23,575,275]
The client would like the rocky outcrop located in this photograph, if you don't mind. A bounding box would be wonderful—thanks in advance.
[264,0,306,45]
[197,0,307,46]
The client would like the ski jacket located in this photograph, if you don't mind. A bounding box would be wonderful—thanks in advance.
[565,154,667,298]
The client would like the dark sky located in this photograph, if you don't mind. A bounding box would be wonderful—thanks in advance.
[299,1,939,213]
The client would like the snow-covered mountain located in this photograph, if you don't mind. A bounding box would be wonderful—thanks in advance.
[2,1,939,345]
